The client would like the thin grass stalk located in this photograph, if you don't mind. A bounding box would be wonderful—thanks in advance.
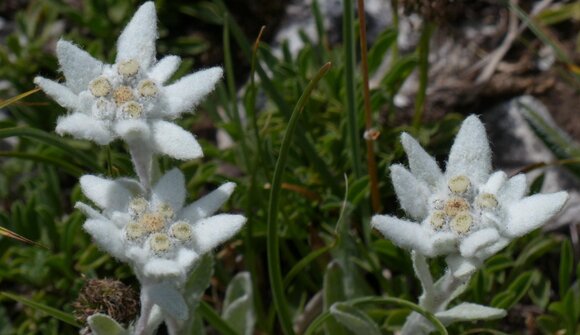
[198,301,238,335]
[223,13,250,169]
[243,25,268,328]
[267,62,332,335]
[218,5,340,194]
[343,0,363,179]
[412,21,433,130]
[356,0,381,213]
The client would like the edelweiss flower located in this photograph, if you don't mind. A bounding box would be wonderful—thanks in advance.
[34,2,222,160]
[372,115,568,277]
[76,168,245,319]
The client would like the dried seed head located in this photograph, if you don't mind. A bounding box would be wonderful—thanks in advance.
[170,221,193,242]
[113,86,134,105]
[150,233,172,253]
[125,221,146,240]
[450,211,473,234]
[89,77,112,97]
[444,197,470,217]
[72,278,139,327]
[140,213,165,233]
[121,101,143,118]
[429,210,446,230]
[117,59,139,77]
[156,203,175,221]
[129,197,148,217]
[476,193,498,209]
[138,80,158,97]
[448,175,471,194]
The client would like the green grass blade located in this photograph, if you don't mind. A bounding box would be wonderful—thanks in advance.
[0,88,40,109]
[267,62,332,335]
[0,127,100,171]
[198,301,238,335]
[1,291,81,327]
[412,22,433,129]
[0,151,83,176]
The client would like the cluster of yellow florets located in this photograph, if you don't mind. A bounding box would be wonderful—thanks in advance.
[123,197,193,255]
[428,175,499,235]
[87,58,160,120]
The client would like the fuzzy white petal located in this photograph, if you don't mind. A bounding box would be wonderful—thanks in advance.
[445,254,479,279]
[505,191,568,238]
[84,219,126,261]
[150,120,203,160]
[148,55,181,83]
[481,171,507,194]
[176,248,199,270]
[431,231,459,255]
[34,77,79,110]
[56,113,114,145]
[80,175,132,212]
[145,282,188,321]
[151,168,186,211]
[163,67,223,117]
[400,132,442,188]
[476,237,510,260]
[74,201,106,220]
[371,215,436,256]
[115,2,157,69]
[143,258,183,278]
[114,119,151,142]
[390,164,431,220]
[56,40,103,93]
[499,174,527,205]
[459,228,500,258]
[180,182,236,223]
[191,214,246,254]
[446,115,491,184]
[436,303,506,325]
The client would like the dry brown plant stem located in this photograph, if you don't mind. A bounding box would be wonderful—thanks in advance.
[356,0,382,212]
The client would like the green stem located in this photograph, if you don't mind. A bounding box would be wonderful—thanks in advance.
[412,21,433,130]
[267,62,332,335]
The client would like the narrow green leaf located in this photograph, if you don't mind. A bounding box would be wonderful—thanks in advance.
[1,291,81,328]
[267,62,332,335]
[87,314,128,335]
[367,29,397,74]
[559,239,573,298]
[323,261,350,335]
[0,151,83,176]
[199,301,238,335]
[330,303,381,335]
[491,271,536,309]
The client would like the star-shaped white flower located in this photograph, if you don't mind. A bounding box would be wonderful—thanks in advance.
[372,115,568,277]
[75,168,245,320]
[34,2,222,160]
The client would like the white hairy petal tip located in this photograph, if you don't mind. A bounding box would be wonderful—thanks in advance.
[151,168,186,211]
[499,173,527,205]
[436,303,506,325]
[180,182,236,222]
[371,215,436,256]
[114,119,151,142]
[116,1,157,69]
[83,219,126,261]
[164,67,223,117]
[400,132,442,187]
[505,191,568,238]
[481,171,507,194]
[80,175,132,212]
[56,114,114,145]
[56,39,103,93]
[191,214,246,254]
[459,228,500,258]
[151,120,203,160]
[148,55,181,83]
[446,115,491,184]
[34,77,79,110]
[390,164,431,220]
